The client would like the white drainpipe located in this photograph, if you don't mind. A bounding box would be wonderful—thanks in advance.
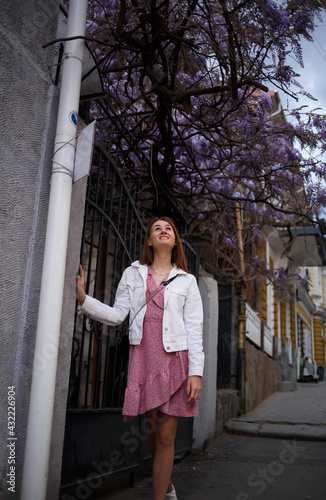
[21,1,88,499]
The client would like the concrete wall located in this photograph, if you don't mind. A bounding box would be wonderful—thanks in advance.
[244,341,278,413]
[48,175,89,499]
[0,1,74,497]
[246,336,298,409]
[215,389,239,436]
[277,342,298,387]
[193,274,218,448]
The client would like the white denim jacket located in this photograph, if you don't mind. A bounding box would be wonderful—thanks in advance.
[80,261,204,377]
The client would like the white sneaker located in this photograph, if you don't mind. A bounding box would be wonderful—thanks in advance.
[166,484,178,499]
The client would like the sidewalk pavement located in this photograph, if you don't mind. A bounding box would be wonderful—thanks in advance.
[65,381,326,500]
[225,380,326,441]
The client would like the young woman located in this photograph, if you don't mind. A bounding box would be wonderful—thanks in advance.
[76,216,204,500]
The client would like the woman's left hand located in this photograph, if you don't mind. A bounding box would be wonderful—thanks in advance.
[186,376,202,404]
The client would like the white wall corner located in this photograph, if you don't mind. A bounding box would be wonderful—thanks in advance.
[193,276,218,449]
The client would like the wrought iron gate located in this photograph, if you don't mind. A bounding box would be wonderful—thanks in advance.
[61,142,198,488]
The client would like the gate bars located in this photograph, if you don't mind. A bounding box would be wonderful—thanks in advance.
[68,142,199,412]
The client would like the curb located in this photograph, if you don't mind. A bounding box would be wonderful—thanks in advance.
[224,419,326,441]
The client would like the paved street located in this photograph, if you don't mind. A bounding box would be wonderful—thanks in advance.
[61,381,326,500]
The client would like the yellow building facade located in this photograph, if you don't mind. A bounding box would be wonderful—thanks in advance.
[245,232,326,385]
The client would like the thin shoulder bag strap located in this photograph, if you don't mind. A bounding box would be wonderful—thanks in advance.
[93,275,178,340]
[126,274,178,333]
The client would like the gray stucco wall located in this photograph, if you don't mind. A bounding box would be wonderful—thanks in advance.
[0,1,61,496]
[193,274,218,448]
[47,172,89,499]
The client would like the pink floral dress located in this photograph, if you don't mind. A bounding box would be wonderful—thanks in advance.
[122,267,198,421]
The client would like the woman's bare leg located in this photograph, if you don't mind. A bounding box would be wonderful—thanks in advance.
[146,409,179,500]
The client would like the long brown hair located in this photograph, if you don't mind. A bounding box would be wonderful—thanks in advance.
[140,216,189,273]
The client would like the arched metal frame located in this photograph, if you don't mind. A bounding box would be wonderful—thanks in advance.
[68,143,149,411]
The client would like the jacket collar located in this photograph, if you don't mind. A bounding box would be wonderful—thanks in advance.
[131,260,187,278]
[169,264,187,278]
[131,261,188,306]
[131,260,148,287]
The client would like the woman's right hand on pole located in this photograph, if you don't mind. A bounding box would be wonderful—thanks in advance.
[76,264,86,305]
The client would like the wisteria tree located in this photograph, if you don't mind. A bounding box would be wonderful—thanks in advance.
[67,0,326,290]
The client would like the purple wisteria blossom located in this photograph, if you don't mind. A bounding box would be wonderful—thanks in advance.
[62,0,326,288]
